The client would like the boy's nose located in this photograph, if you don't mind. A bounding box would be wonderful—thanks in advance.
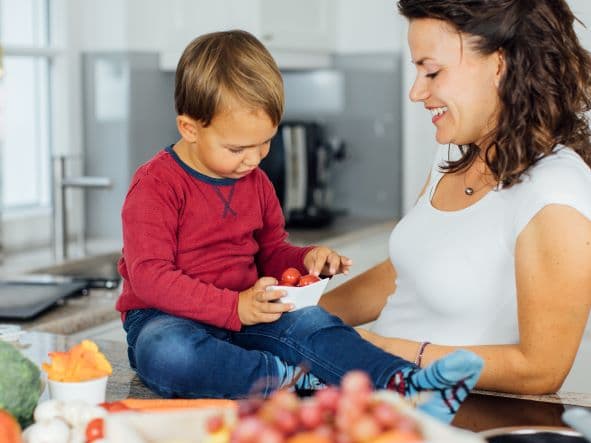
[244,148,263,167]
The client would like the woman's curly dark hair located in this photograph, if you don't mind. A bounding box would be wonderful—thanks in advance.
[398,0,591,186]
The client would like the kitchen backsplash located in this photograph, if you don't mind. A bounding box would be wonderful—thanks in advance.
[283,53,403,220]
[81,51,402,241]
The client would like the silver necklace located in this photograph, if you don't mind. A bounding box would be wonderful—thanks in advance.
[463,170,489,196]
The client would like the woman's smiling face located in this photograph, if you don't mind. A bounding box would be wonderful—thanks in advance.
[407,18,504,147]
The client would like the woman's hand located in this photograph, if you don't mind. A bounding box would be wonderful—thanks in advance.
[238,277,293,325]
[304,246,353,277]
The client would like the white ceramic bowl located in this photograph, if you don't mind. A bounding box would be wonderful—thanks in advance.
[268,278,330,310]
[48,376,108,404]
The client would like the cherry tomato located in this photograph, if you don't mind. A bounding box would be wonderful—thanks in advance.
[85,417,104,442]
[99,401,131,412]
[297,274,321,287]
[280,267,301,286]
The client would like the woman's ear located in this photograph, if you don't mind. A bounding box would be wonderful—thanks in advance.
[176,115,199,143]
[494,49,506,88]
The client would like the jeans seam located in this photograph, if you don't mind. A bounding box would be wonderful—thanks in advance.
[240,329,344,382]
[262,352,273,397]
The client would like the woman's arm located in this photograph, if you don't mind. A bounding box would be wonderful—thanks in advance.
[360,204,591,394]
[319,259,396,326]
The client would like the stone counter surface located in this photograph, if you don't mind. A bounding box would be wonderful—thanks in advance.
[3,288,120,335]
[11,330,591,435]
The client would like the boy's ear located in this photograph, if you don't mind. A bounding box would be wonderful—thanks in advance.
[176,115,200,143]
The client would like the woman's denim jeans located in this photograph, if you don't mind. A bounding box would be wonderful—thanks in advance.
[123,306,412,399]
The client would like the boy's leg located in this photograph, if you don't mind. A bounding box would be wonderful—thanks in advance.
[124,309,283,398]
[234,306,483,422]
[234,306,411,387]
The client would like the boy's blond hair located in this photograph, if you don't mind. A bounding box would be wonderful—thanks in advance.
[174,30,284,127]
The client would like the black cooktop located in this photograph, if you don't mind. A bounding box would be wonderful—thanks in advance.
[0,281,88,320]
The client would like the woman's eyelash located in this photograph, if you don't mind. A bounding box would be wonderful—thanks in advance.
[426,71,440,79]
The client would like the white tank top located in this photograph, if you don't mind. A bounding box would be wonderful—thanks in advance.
[371,145,591,345]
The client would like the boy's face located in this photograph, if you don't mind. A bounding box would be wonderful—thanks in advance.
[189,106,277,179]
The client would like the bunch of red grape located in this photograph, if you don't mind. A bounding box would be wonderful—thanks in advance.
[279,268,321,287]
[206,371,423,443]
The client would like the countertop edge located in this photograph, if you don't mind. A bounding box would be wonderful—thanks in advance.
[474,389,591,408]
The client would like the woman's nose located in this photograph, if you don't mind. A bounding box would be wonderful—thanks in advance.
[409,77,428,102]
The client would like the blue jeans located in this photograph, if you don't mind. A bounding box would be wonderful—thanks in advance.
[123,306,413,399]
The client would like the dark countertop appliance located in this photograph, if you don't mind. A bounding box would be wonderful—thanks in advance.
[260,121,343,228]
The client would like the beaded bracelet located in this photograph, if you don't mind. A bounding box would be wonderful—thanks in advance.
[414,341,431,368]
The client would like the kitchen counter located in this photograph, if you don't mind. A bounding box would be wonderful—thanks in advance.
[2,288,120,335]
[15,330,591,434]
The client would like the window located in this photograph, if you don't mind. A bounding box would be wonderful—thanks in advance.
[0,0,52,210]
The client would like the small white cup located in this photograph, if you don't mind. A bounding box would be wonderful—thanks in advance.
[268,278,330,310]
[48,376,108,404]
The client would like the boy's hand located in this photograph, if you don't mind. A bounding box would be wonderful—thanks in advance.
[238,277,294,326]
[304,246,353,277]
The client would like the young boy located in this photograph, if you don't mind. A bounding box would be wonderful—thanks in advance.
[116,30,483,423]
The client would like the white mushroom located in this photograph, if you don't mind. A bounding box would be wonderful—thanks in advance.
[67,426,86,443]
[23,418,71,443]
[33,400,65,423]
[61,399,93,428]
[79,404,107,424]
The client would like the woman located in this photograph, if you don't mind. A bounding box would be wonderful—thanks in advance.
[320,0,591,395]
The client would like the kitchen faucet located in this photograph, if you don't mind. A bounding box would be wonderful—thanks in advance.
[52,155,112,261]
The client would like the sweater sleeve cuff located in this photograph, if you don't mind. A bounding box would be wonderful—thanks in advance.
[222,290,243,331]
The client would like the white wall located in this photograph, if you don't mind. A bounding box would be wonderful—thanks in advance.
[570,0,591,50]
[335,0,403,54]
[400,0,591,213]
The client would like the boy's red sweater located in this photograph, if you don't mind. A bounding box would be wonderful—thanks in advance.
[116,148,312,331]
